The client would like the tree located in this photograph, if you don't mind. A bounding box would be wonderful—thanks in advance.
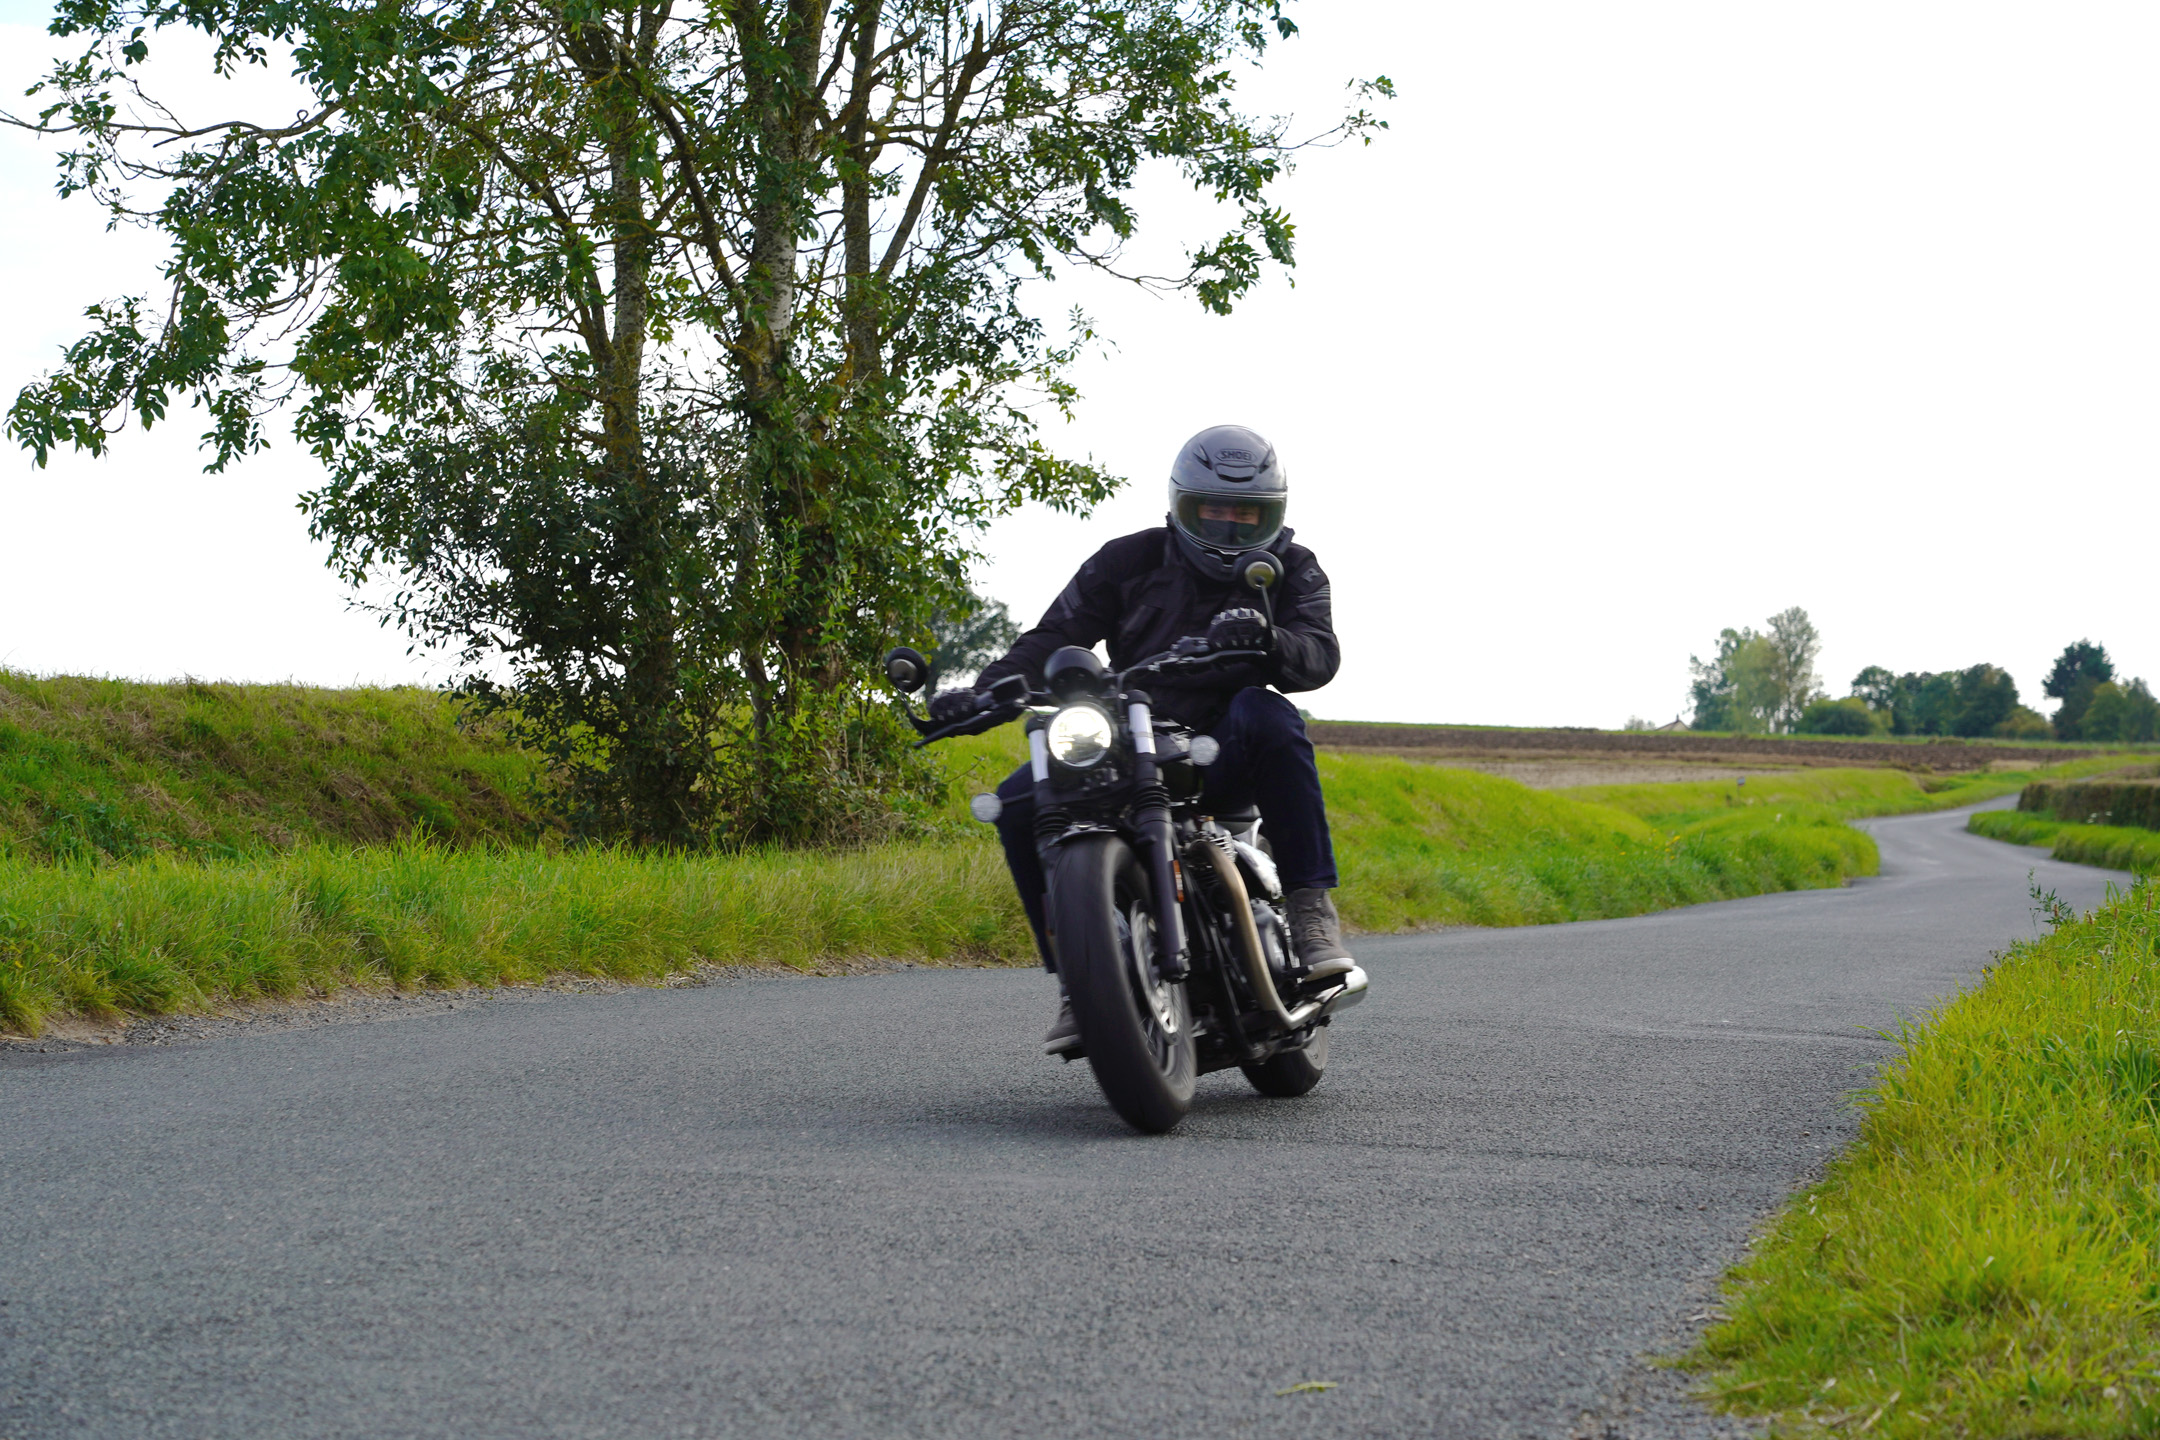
[2044,639,2115,741]
[1950,663,2018,738]
[2083,678,2160,744]
[1687,607,1819,733]
[1762,606,1823,731]
[7,0,1388,845]
[1850,665,1898,716]
[1688,627,1749,731]
[924,590,1020,694]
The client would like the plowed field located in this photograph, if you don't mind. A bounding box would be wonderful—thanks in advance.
[1306,723,2098,773]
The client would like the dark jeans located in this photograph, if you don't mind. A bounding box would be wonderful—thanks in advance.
[993,686,1338,972]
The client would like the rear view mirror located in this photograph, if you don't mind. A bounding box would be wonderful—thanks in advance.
[883,647,930,694]
[1236,551,1281,592]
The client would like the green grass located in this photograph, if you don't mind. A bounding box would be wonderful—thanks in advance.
[1688,878,2160,1438]
[1968,811,2160,875]
[1319,754,1877,930]
[0,670,550,861]
[0,838,1029,1034]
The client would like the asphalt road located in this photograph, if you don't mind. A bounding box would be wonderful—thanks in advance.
[1,804,2126,1439]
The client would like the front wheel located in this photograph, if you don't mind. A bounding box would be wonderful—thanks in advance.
[1051,835,1196,1133]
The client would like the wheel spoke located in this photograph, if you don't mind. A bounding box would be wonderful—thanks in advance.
[1117,894,1184,1071]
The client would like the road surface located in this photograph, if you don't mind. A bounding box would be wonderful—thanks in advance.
[0,803,2125,1438]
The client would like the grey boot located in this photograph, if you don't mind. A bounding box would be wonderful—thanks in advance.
[1286,888,1357,983]
[1043,992,1083,1059]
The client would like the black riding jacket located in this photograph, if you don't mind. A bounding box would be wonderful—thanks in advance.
[977,525,1339,731]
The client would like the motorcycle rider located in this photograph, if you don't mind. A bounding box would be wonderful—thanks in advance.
[932,424,1353,1057]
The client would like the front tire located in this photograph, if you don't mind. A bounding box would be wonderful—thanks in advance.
[1051,835,1196,1133]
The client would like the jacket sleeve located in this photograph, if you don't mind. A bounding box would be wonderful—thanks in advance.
[1268,548,1340,695]
[975,541,1127,692]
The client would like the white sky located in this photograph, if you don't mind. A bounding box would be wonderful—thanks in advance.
[3,3,2154,725]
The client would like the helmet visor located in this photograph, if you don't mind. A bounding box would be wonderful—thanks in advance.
[1173,493,1284,552]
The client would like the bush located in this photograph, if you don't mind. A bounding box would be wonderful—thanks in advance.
[1794,697,1879,736]
[1991,703,2052,740]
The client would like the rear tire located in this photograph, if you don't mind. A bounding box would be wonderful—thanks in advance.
[1051,835,1196,1134]
[1241,1027,1328,1097]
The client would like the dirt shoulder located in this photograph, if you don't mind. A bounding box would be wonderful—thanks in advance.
[1308,723,2101,773]
[1324,753,1810,789]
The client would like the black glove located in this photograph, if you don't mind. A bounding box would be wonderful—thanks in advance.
[928,688,985,724]
[1206,606,1274,654]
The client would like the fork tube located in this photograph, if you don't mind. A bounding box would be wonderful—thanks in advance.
[1025,713,1069,967]
[1123,693,1188,982]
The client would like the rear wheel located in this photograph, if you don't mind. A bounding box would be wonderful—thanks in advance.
[1241,1026,1328,1097]
[1051,835,1196,1134]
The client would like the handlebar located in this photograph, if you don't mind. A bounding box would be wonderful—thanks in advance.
[904,643,1269,748]
[1115,645,1268,686]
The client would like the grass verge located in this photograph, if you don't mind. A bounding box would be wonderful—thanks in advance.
[1968,810,2160,874]
[1,744,1883,1032]
[1688,878,2160,1438]
[0,839,1028,1034]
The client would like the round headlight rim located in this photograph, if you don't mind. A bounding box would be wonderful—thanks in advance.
[1046,703,1117,769]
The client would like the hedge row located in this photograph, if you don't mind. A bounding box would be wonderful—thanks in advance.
[2019,780,2160,831]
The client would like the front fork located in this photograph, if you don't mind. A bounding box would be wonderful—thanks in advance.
[1124,693,1188,983]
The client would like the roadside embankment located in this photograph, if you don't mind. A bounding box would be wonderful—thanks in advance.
[0,670,549,862]
[1690,877,2160,1438]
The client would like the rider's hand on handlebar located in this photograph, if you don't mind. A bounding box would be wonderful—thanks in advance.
[927,687,985,724]
[1206,606,1273,655]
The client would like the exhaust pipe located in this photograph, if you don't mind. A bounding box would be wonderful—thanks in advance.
[1186,829,1364,1031]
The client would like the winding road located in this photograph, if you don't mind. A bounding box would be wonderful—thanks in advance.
[1,803,2126,1439]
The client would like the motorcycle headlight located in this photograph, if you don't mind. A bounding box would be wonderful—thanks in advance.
[1046,705,1116,768]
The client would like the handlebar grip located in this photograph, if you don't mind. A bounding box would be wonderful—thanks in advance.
[910,700,1024,748]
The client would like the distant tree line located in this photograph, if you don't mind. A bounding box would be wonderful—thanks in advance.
[1688,621,2157,742]
[1814,664,2041,739]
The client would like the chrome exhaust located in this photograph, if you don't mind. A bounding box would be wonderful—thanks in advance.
[1186,828,1298,1029]
[1185,828,1367,1032]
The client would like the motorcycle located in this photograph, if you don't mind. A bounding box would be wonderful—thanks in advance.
[882,550,1368,1134]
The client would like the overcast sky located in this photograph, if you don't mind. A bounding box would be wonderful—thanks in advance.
[3,3,2154,726]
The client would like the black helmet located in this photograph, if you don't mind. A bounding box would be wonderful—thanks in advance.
[1167,424,1287,580]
